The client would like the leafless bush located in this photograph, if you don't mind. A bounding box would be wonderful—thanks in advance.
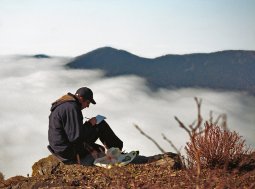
[174,97,204,189]
[186,121,251,169]
[134,97,254,188]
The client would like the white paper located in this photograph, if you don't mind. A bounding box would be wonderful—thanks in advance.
[96,115,106,124]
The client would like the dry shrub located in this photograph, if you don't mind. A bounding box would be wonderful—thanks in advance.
[186,121,251,169]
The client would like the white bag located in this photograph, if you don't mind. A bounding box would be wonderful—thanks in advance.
[93,147,138,169]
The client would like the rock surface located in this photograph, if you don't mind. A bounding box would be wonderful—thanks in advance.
[31,152,182,177]
[32,155,64,177]
[1,152,255,188]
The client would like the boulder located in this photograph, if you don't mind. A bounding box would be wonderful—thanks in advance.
[32,155,64,177]
[31,152,182,178]
[148,152,183,169]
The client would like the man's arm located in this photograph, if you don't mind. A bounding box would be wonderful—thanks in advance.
[63,104,83,143]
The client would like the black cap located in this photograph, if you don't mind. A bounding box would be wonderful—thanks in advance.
[75,87,96,104]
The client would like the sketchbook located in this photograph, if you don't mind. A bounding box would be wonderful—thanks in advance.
[95,115,106,124]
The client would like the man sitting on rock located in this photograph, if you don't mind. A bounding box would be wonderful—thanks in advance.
[47,87,181,168]
[48,87,123,165]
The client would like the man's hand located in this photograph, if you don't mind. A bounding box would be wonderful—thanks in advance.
[89,117,97,126]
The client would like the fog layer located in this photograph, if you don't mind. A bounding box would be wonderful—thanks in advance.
[0,56,254,178]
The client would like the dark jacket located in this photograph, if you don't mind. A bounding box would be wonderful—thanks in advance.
[48,93,85,160]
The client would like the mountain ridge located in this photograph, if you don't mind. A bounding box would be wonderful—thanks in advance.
[67,47,255,94]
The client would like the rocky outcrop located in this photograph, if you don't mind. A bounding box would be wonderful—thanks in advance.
[32,155,64,177]
[31,152,182,177]
[1,152,255,188]
[147,152,183,169]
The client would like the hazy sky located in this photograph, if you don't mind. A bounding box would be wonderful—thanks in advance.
[0,0,255,57]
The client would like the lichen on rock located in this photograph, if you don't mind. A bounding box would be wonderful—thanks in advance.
[32,155,64,177]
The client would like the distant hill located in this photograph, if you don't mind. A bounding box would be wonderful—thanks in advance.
[33,54,51,59]
[66,47,255,94]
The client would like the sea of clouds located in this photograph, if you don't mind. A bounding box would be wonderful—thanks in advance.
[0,55,254,178]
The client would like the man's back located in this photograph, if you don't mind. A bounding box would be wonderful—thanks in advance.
[48,94,83,160]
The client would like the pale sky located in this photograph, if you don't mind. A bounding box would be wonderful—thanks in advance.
[0,0,254,57]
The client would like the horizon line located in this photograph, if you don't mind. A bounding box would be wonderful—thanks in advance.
[1,47,255,58]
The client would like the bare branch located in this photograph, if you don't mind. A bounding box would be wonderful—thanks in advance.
[209,111,213,124]
[189,120,197,129]
[134,124,165,153]
[214,114,222,125]
[211,111,228,130]
[162,133,180,155]
[221,113,228,130]
[175,97,203,188]
[174,116,191,137]
[194,97,203,131]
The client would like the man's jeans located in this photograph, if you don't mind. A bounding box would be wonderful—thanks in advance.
[81,120,123,156]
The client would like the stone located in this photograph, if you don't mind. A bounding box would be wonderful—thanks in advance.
[148,152,183,169]
[32,155,64,177]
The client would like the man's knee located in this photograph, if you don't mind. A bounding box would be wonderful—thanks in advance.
[118,140,123,151]
[97,120,108,127]
[96,121,112,135]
